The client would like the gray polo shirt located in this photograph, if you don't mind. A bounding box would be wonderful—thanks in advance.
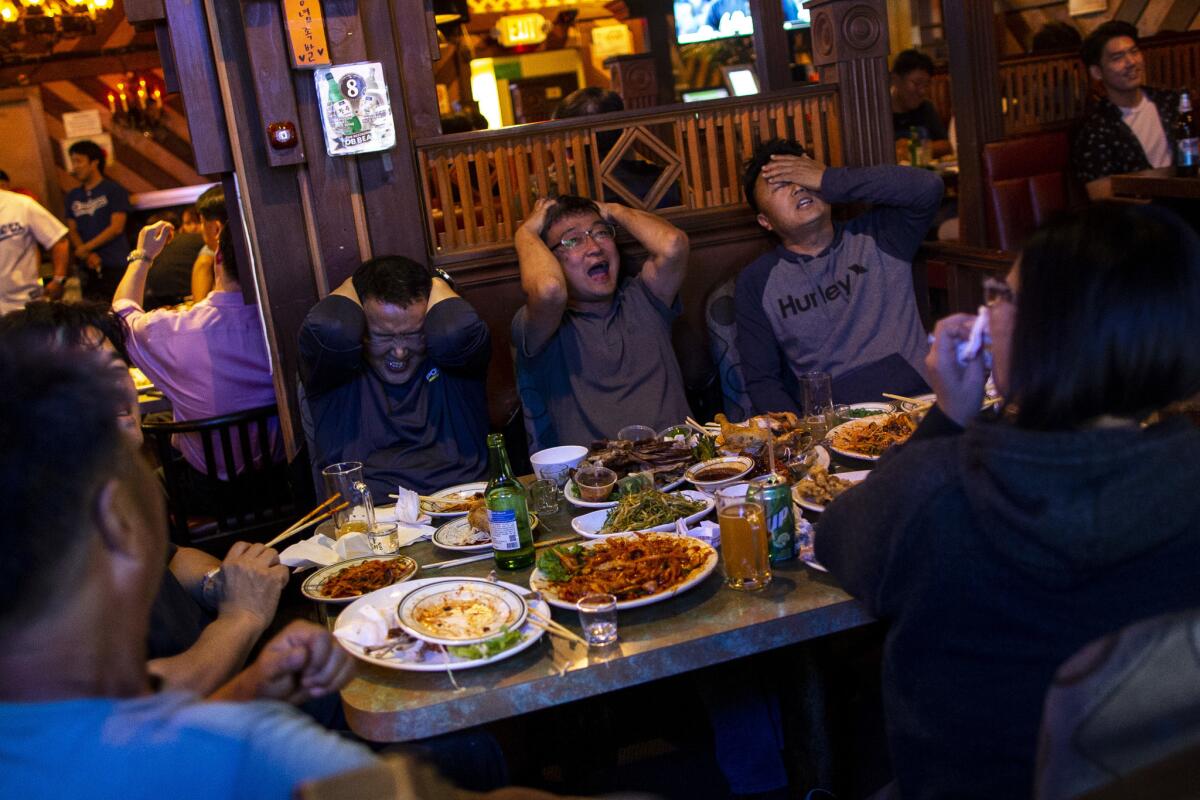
[513,276,693,451]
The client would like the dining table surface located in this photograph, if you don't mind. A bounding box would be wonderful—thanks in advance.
[1109,167,1200,200]
[336,484,875,744]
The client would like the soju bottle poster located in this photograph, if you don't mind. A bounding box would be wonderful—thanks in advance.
[315,62,396,156]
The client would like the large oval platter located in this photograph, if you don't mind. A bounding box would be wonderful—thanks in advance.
[530,532,718,611]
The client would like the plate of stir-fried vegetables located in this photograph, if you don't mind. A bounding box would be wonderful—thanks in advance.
[531,532,719,610]
[569,489,713,539]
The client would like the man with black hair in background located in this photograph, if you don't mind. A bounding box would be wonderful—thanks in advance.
[190,184,228,301]
[64,139,130,302]
[1073,20,1182,200]
[299,259,491,499]
[890,49,952,159]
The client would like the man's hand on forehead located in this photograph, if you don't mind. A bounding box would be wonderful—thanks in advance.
[760,153,826,192]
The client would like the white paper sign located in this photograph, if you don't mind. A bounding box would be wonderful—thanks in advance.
[1068,0,1106,16]
[63,109,103,139]
[314,62,396,157]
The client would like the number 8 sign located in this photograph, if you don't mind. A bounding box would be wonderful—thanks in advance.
[315,61,397,157]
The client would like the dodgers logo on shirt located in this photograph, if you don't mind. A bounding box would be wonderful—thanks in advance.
[70,196,110,219]
[0,222,26,243]
[425,367,440,383]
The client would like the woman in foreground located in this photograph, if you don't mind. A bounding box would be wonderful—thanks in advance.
[815,203,1200,799]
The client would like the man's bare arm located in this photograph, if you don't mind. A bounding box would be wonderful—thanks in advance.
[514,198,568,354]
[598,202,689,307]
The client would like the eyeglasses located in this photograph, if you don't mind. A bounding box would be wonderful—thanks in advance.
[553,223,617,252]
[365,330,424,350]
[983,276,1016,308]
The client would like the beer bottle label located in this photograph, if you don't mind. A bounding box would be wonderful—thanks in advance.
[488,509,521,551]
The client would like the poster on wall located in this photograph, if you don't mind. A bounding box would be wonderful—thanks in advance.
[315,62,396,157]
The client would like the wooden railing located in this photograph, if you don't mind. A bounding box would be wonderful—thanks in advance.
[414,85,842,258]
[928,30,1200,138]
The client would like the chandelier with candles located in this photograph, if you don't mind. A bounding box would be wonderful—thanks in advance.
[0,0,112,50]
[107,74,165,136]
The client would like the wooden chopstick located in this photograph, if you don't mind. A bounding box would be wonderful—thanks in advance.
[881,392,926,405]
[528,609,589,647]
[265,501,349,549]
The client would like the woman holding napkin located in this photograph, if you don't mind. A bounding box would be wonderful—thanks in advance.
[815,203,1200,800]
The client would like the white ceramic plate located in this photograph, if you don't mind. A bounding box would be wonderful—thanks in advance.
[530,533,719,611]
[570,490,715,539]
[563,479,619,509]
[335,577,547,672]
[421,482,488,519]
[791,469,871,514]
[300,554,419,604]
[827,417,915,462]
[395,577,528,646]
[431,513,539,552]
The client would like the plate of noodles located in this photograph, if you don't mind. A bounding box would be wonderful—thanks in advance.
[530,532,718,611]
[301,555,419,604]
[827,413,918,461]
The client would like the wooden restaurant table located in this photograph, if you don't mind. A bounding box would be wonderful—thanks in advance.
[338,501,874,743]
[1109,167,1200,201]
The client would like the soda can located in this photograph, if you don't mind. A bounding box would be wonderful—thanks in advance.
[757,475,796,563]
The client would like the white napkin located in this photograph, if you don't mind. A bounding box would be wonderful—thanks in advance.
[280,532,374,569]
[675,517,721,548]
[392,486,423,524]
[956,305,991,367]
[333,605,394,648]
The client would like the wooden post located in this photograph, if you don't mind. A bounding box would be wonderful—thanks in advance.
[942,0,1003,247]
[750,0,791,91]
[807,0,892,166]
[605,53,659,110]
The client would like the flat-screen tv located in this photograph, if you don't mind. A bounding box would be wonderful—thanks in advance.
[782,0,810,30]
[674,0,754,44]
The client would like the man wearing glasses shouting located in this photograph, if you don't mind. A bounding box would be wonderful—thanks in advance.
[299,256,491,498]
[512,195,692,451]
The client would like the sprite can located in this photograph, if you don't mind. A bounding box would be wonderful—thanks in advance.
[757,475,796,563]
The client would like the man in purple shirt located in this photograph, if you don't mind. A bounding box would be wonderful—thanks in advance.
[113,221,280,477]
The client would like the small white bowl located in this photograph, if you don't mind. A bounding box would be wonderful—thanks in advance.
[530,445,588,485]
[685,455,755,491]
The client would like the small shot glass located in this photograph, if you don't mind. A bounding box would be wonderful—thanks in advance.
[576,593,618,646]
[366,522,399,555]
[529,479,560,514]
[830,404,852,427]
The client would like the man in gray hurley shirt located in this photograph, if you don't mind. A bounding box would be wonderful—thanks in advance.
[735,139,942,411]
[512,195,692,451]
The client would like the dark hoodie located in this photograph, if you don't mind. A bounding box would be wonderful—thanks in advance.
[815,407,1200,799]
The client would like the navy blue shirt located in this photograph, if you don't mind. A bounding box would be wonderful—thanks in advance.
[298,295,491,499]
[65,178,130,268]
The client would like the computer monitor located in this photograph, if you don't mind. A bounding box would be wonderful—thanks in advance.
[682,87,731,103]
[674,0,754,44]
[781,0,810,30]
[721,65,760,97]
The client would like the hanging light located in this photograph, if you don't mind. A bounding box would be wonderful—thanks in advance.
[0,1,19,22]
[0,0,108,46]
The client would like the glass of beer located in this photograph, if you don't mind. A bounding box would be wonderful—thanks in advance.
[321,461,374,538]
[716,485,771,591]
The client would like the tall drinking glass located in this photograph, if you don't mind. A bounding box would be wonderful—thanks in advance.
[716,485,771,591]
[321,461,375,538]
[800,371,834,439]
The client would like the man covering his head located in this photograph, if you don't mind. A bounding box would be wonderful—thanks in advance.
[299,258,491,498]
[512,194,692,450]
[1073,20,1183,200]
[0,341,374,799]
[734,139,941,410]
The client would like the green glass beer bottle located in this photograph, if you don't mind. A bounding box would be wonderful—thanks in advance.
[485,433,535,569]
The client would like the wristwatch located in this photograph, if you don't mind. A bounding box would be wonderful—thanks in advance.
[200,567,222,609]
[433,267,456,290]
[127,249,150,264]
